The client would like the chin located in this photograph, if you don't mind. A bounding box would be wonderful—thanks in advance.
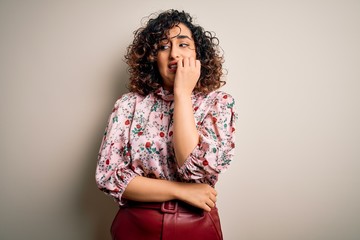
[162,82,174,91]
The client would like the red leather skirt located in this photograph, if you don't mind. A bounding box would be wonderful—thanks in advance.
[111,200,223,240]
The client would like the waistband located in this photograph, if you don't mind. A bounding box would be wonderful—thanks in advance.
[124,200,208,214]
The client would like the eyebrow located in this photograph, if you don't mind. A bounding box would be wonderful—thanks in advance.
[175,35,192,40]
[160,35,193,41]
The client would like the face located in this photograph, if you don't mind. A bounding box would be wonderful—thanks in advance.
[156,23,196,91]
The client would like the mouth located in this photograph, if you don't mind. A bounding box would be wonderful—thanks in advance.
[168,62,177,73]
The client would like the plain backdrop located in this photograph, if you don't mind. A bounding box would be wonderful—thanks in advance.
[1,0,359,239]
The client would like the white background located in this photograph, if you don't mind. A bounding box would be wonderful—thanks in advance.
[1,0,359,239]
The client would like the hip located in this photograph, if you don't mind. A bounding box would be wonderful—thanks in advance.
[111,200,223,240]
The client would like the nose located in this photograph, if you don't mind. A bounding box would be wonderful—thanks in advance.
[169,45,180,59]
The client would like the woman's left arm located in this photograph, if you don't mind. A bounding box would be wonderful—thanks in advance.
[177,91,236,185]
[173,57,201,166]
[173,93,199,166]
[173,57,236,185]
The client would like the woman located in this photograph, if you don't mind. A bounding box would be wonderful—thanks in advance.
[96,9,236,240]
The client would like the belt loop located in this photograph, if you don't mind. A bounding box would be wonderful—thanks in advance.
[161,201,178,214]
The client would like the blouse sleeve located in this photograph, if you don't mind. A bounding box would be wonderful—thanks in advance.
[177,92,237,186]
[95,95,140,205]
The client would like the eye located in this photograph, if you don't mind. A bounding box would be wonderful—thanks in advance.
[179,43,189,48]
[159,45,170,51]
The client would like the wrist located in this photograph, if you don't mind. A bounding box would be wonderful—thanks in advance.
[174,88,192,99]
[171,182,186,201]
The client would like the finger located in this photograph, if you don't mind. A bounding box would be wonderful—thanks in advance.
[206,199,216,208]
[177,58,184,68]
[195,59,201,69]
[183,57,189,68]
[203,203,212,212]
[189,57,195,68]
[194,59,201,68]
[209,194,217,204]
[211,188,217,196]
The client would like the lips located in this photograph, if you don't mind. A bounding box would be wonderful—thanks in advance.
[168,61,177,72]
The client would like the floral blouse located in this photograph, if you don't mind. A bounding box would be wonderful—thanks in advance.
[96,87,237,205]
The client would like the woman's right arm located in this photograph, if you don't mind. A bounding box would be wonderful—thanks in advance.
[123,176,217,212]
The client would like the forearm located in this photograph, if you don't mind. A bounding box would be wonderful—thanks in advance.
[173,93,199,166]
[123,176,181,202]
[122,176,217,211]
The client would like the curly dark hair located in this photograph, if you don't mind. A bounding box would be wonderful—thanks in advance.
[125,9,225,96]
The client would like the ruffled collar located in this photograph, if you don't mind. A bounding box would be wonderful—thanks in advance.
[154,87,201,102]
[154,87,174,102]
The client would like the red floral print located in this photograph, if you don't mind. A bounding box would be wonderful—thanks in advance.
[95,87,237,206]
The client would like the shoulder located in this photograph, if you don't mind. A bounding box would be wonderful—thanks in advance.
[209,90,235,102]
[200,90,236,108]
[113,91,145,109]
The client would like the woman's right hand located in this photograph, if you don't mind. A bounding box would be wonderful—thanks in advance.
[174,182,217,212]
[123,176,217,212]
